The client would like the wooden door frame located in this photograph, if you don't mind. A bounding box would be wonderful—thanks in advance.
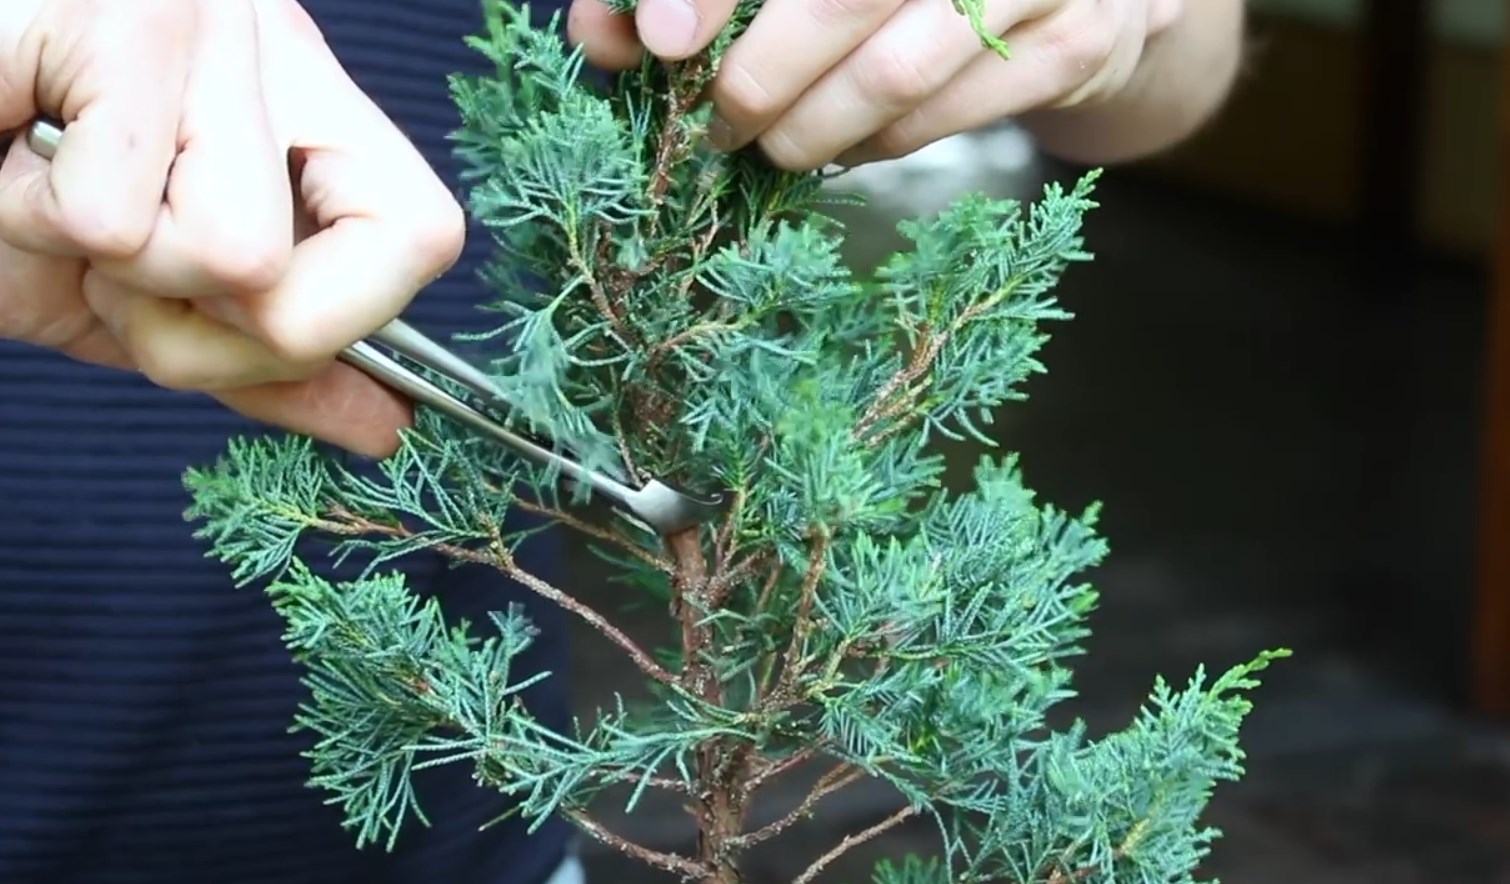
[1471,9,1510,718]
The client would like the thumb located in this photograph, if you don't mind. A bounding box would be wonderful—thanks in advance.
[635,0,738,60]
[1147,0,1184,34]
[213,364,414,460]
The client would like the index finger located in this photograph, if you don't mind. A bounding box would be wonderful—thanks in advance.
[707,0,907,151]
[228,0,464,364]
[0,0,193,258]
[87,0,293,300]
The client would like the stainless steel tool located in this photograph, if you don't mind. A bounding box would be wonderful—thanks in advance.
[21,118,727,535]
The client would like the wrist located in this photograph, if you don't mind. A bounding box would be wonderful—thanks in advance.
[1018,0,1247,165]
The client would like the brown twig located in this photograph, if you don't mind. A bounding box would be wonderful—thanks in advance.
[753,564,783,616]
[570,225,637,348]
[853,292,1011,445]
[667,527,717,699]
[791,805,919,884]
[1045,853,1116,884]
[747,741,827,791]
[1044,820,1144,883]
[772,530,830,702]
[511,498,673,574]
[564,808,708,879]
[606,408,644,484]
[642,195,732,375]
[320,507,676,687]
[600,768,690,795]
[712,487,745,573]
[643,319,740,373]
[733,763,865,848]
[707,553,764,607]
[489,542,676,687]
[646,57,708,212]
[852,327,936,443]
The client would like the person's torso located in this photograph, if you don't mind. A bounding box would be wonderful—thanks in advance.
[0,2,573,882]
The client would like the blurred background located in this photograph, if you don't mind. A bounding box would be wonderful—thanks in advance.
[569,3,1510,881]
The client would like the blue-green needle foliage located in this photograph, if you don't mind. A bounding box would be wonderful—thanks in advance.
[183,1,1287,881]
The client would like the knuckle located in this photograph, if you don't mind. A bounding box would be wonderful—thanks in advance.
[805,0,893,27]
[1148,0,1184,33]
[142,0,196,37]
[85,0,196,57]
[713,64,781,123]
[1043,10,1118,76]
[255,315,324,366]
[755,129,819,173]
[864,126,917,164]
[192,230,291,293]
[252,304,352,369]
[408,194,467,274]
[55,201,154,259]
[857,44,933,107]
[131,343,204,392]
[35,0,198,258]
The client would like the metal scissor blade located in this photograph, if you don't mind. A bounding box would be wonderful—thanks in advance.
[341,340,606,487]
[343,341,727,534]
[368,320,503,410]
[365,318,630,480]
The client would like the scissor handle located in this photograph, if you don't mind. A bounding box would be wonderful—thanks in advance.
[23,118,62,156]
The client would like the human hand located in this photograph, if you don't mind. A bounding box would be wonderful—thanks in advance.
[566,0,1184,170]
[0,0,466,457]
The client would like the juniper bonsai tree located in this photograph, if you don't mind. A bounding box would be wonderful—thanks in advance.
[182,2,1286,882]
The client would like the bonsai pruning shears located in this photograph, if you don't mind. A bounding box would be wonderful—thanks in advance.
[20,118,728,536]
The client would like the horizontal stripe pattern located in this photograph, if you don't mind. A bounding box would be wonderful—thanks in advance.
[0,2,574,882]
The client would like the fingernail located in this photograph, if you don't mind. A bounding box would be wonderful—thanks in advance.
[707,115,735,151]
[637,0,699,57]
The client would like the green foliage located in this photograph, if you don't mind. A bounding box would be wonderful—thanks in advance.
[182,0,1285,881]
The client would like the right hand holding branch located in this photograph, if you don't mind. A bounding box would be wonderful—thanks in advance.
[0,0,467,457]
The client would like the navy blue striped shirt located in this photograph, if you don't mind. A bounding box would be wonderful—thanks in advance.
[0,2,575,882]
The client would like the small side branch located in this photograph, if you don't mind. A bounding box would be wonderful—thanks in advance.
[512,498,674,574]
[707,552,764,607]
[770,530,830,703]
[853,295,1004,446]
[489,544,676,687]
[1043,819,1144,883]
[733,763,865,848]
[748,741,827,791]
[318,508,675,687]
[570,223,637,348]
[594,768,690,795]
[646,56,709,211]
[564,808,708,879]
[791,805,919,884]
